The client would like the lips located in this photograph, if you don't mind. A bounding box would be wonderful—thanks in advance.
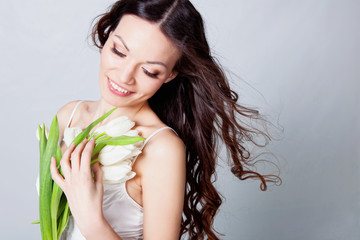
[107,77,133,97]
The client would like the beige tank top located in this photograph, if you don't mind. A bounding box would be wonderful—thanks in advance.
[60,101,176,240]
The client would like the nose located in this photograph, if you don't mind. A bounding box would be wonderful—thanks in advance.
[114,61,136,85]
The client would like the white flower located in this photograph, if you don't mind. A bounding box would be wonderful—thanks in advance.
[101,160,136,183]
[124,130,144,148]
[95,116,135,137]
[124,129,140,137]
[63,127,82,147]
[95,116,143,183]
[99,144,142,166]
[39,115,143,184]
[35,126,49,140]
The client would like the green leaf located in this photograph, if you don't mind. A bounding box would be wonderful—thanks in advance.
[94,132,106,140]
[95,136,112,145]
[38,124,47,162]
[50,146,63,239]
[92,142,107,156]
[50,183,62,239]
[32,220,40,224]
[57,202,70,239]
[56,193,67,220]
[56,146,62,168]
[87,131,97,141]
[39,115,59,239]
[102,136,145,146]
[72,107,117,146]
[90,157,99,165]
[91,136,145,156]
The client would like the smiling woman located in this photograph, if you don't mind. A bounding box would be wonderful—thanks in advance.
[44,0,280,240]
[98,14,181,108]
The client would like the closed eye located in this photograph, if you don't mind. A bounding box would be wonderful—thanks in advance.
[112,45,126,57]
[142,67,159,79]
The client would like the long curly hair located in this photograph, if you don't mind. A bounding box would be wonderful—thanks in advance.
[91,0,280,239]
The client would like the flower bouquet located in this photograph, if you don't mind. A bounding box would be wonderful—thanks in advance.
[34,107,145,239]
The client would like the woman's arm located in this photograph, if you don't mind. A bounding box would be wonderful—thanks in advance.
[140,131,186,239]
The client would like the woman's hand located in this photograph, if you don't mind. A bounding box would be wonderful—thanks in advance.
[50,138,104,236]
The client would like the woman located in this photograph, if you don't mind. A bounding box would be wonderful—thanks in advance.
[50,0,279,239]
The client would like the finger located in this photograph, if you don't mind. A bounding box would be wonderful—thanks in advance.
[92,162,104,190]
[80,137,95,174]
[50,157,65,190]
[71,138,88,172]
[60,142,76,179]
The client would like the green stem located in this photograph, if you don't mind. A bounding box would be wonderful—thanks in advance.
[90,158,99,165]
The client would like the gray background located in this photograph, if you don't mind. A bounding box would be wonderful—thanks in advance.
[0,0,359,239]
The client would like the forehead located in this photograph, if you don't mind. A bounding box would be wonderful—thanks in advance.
[112,14,181,64]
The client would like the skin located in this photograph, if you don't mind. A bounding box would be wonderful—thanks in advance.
[50,14,186,240]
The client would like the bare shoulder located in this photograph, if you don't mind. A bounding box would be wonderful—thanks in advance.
[139,128,186,184]
[56,100,82,130]
[142,129,185,167]
[144,128,184,150]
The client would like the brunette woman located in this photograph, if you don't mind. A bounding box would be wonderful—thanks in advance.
[50,0,279,239]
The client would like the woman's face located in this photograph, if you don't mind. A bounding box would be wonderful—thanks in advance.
[99,14,181,108]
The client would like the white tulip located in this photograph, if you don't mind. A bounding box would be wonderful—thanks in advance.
[93,116,144,183]
[35,126,49,140]
[94,125,106,135]
[124,130,144,148]
[42,115,143,185]
[63,127,82,147]
[98,144,142,166]
[102,160,136,183]
[102,116,135,137]
[124,129,140,137]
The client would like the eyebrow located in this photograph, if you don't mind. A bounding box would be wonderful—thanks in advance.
[114,34,168,69]
[146,61,168,69]
[114,34,129,51]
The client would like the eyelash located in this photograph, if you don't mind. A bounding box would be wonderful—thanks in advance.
[111,44,159,79]
[111,46,126,57]
[142,68,159,79]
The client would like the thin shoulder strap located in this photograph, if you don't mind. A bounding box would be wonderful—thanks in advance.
[143,126,177,147]
[66,100,83,128]
[130,127,177,164]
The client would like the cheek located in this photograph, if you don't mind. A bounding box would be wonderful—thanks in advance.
[139,78,164,96]
[100,49,111,70]
[100,41,118,70]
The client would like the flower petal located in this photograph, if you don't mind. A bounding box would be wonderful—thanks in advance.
[101,160,136,183]
[98,145,132,165]
[124,129,140,137]
[104,116,135,137]
[94,125,106,135]
[63,127,82,147]
[36,126,49,140]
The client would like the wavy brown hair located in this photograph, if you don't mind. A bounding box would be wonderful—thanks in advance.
[91,0,280,239]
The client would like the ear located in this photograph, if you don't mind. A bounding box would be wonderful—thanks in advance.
[164,71,178,83]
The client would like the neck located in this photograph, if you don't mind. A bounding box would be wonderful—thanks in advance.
[94,98,150,122]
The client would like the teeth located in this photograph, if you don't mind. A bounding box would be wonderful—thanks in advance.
[110,80,130,93]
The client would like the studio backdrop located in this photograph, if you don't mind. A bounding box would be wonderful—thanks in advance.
[0,0,359,239]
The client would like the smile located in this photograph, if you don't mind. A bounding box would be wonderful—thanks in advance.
[109,79,129,93]
[107,77,133,96]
